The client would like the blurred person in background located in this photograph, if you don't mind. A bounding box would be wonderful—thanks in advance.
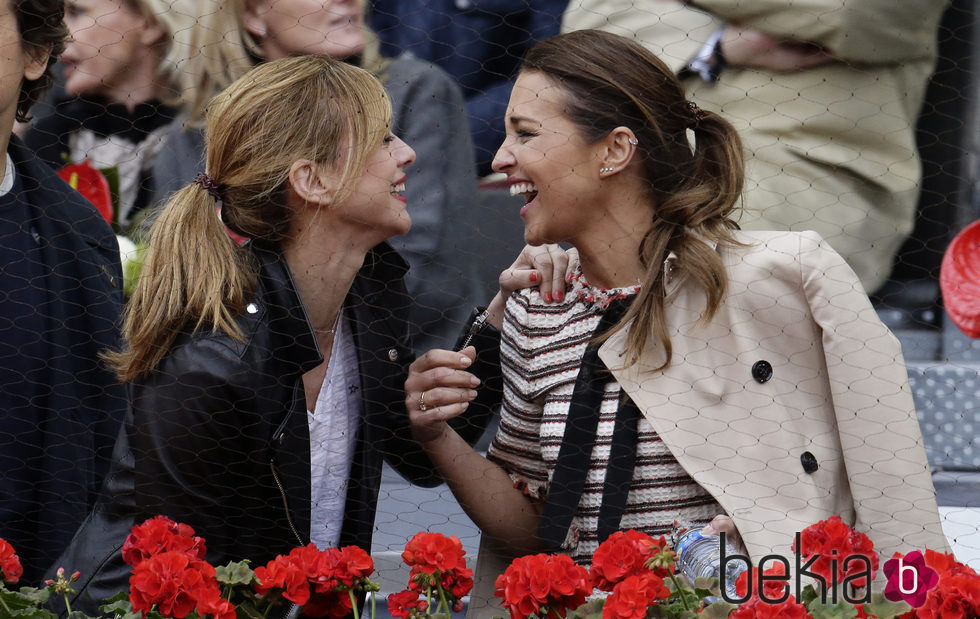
[23,0,192,232]
[368,0,569,178]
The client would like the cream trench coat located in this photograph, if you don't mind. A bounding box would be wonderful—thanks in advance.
[599,230,948,566]
[466,230,947,618]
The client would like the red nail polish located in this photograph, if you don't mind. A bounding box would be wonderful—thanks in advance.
[529,271,538,283]
[556,290,564,302]
[544,292,553,303]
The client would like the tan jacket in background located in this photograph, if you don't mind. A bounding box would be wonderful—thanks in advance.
[562,0,949,293]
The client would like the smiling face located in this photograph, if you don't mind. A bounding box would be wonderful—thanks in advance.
[492,71,605,246]
[331,132,416,240]
[245,0,366,60]
[62,0,162,103]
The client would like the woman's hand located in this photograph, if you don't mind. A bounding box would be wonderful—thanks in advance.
[405,346,481,445]
[499,244,579,303]
[721,26,832,72]
[703,514,746,555]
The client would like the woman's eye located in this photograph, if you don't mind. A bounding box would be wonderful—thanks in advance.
[383,135,396,144]
[516,130,536,142]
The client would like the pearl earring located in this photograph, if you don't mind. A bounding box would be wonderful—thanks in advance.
[600,166,614,173]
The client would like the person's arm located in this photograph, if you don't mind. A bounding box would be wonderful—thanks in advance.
[128,338,268,564]
[691,0,948,64]
[405,347,546,556]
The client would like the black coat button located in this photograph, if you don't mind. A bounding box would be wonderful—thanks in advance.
[801,451,818,473]
[751,360,773,383]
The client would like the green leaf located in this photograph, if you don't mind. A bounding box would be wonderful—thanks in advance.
[566,598,604,619]
[808,599,859,619]
[215,560,256,587]
[98,595,141,619]
[699,601,738,618]
[97,166,121,232]
[800,584,820,606]
[0,586,51,611]
[863,593,913,619]
[7,607,58,618]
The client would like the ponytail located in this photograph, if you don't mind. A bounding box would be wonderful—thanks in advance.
[615,108,745,370]
[105,183,255,382]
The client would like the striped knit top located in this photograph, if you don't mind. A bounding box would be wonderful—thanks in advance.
[486,268,723,565]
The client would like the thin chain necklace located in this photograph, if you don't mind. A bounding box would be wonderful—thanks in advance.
[313,314,341,336]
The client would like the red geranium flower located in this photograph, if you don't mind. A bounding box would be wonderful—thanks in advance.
[602,572,670,619]
[128,551,220,618]
[387,589,429,618]
[591,530,661,591]
[254,544,376,616]
[735,562,790,600]
[254,554,310,605]
[0,538,23,584]
[323,545,374,587]
[121,516,207,568]
[728,595,812,618]
[402,532,467,574]
[303,587,354,619]
[908,550,980,618]
[793,515,879,590]
[495,553,592,619]
[56,160,113,225]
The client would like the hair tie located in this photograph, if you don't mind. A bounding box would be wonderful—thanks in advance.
[686,101,706,128]
[193,172,223,206]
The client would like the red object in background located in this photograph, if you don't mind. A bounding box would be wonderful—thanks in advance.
[57,160,113,225]
[941,219,980,338]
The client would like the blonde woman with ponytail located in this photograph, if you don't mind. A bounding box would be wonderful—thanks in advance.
[52,54,499,616]
[404,30,948,614]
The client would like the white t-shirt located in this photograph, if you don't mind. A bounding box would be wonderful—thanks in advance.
[308,314,361,549]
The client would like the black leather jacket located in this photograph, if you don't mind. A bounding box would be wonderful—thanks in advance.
[56,241,493,615]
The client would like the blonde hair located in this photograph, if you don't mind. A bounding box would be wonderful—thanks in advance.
[173,0,388,124]
[123,0,199,89]
[522,30,745,370]
[108,55,392,381]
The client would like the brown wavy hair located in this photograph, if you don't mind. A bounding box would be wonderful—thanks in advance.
[522,29,746,370]
[13,0,67,122]
[107,55,392,381]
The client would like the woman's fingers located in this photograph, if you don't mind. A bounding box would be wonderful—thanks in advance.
[703,514,746,554]
[406,347,480,423]
[499,244,579,303]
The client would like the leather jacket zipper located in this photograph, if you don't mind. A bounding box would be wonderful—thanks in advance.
[269,458,304,547]
[457,308,490,351]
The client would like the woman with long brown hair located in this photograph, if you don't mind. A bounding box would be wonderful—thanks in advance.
[406,29,948,614]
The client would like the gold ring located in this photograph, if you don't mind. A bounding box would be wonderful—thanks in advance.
[418,391,428,412]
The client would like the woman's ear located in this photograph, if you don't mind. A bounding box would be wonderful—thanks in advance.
[138,16,167,46]
[288,159,335,208]
[242,1,269,38]
[22,43,51,82]
[597,126,639,177]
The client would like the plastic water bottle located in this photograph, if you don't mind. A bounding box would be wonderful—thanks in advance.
[675,528,749,600]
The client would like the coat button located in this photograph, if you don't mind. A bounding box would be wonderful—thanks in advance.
[801,451,818,473]
[246,303,259,314]
[751,360,773,383]
[388,348,399,362]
